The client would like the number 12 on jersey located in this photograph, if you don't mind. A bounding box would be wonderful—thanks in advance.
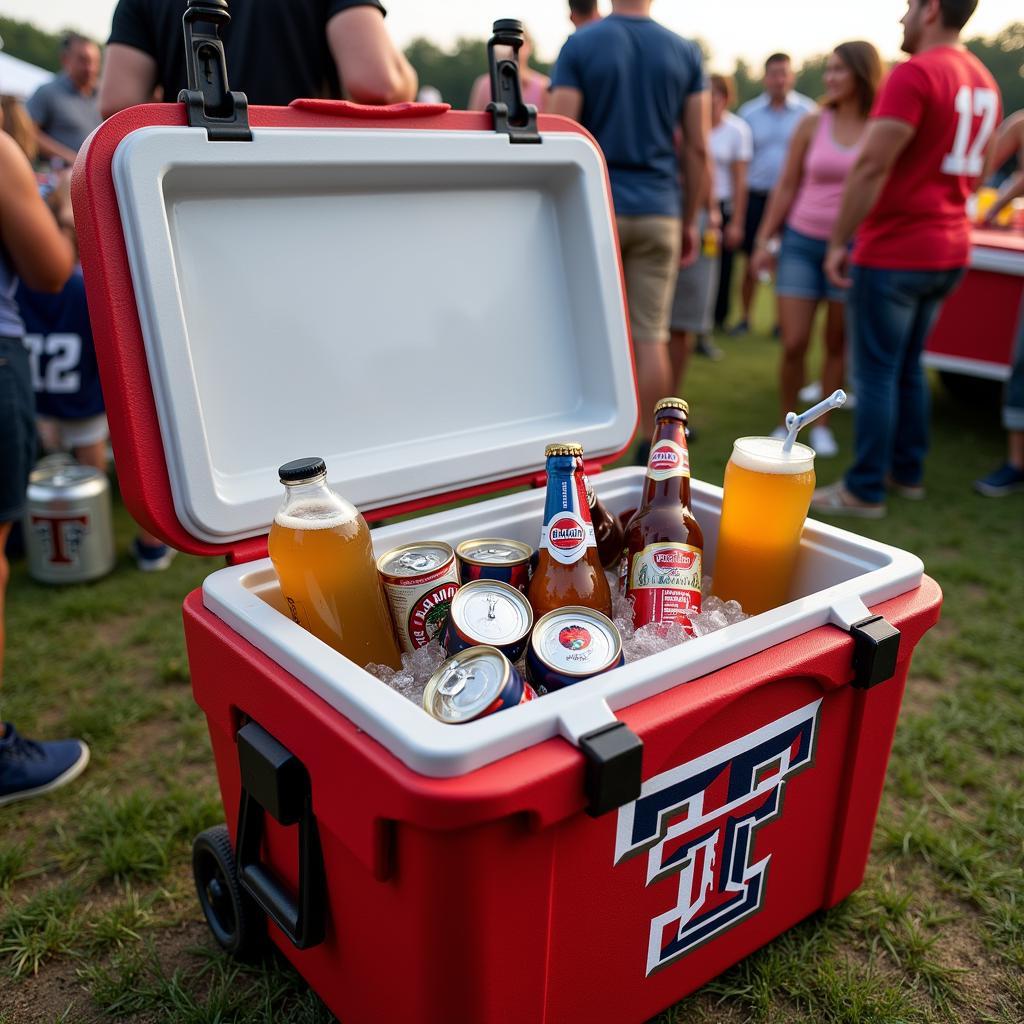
[942,85,998,178]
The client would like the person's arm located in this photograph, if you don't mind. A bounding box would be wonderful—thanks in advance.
[751,114,816,275]
[31,128,78,167]
[99,43,159,119]
[468,74,491,113]
[25,89,78,165]
[327,6,417,105]
[546,88,583,121]
[824,118,914,287]
[984,113,1024,224]
[0,134,73,292]
[679,89,711,267]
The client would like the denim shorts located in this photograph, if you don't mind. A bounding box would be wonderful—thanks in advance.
[0,336,37,523]
[776,225,848,304]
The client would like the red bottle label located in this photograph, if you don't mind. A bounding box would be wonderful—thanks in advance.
[627,543,702,634]
[646,440,690,481]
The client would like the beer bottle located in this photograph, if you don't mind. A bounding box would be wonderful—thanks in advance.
[269,458,402,670]
[528,443,612,620]
[584,474,626,570]
[622,400,704,634]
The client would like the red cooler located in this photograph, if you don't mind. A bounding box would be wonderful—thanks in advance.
[73,17,941,1023]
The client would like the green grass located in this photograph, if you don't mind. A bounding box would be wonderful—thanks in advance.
[1,298,1021,1022]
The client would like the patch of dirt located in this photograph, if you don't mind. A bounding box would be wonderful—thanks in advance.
[901,672,950,717]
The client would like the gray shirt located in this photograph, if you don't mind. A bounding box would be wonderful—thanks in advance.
[26,74,101,158]
[738,91,817,193]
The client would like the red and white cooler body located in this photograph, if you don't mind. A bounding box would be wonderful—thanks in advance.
[74,98,941,1024]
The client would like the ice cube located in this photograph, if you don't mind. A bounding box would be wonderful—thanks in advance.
[408,639,446,679]
[701,575,713,598]
[723,599,747,623]
[623,621,689,663]
[703,595,725,615]
[365,662,398,683]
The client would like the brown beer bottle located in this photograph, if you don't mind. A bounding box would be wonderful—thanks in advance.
[622,400,704,634]
[584,473,626,570]
[528,443,612,620]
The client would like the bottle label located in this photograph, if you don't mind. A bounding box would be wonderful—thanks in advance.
[627,543,702,633]
[540,512,596,566]
[646,439,690,481]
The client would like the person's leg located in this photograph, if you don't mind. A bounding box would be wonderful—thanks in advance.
[714,201,735,329]
[890,270,962,488]
[777,296,818,427]
[621,216,681,438]
[735,192,766,332]
[669,330,694,389]
[820,300,847,426]
[0,520,10,684]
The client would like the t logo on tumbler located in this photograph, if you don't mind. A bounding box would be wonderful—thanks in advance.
[614,701,821,976]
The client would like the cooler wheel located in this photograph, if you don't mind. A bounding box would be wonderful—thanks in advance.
[192,824,265,960]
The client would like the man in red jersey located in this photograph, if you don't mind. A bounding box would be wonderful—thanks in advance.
[814,0,1000,517]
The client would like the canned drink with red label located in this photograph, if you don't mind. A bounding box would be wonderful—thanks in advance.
[455,538,533,593]
[377,542,460,652]
[423,646,537,723]
[443,579,533,663]
[526,606,624,693]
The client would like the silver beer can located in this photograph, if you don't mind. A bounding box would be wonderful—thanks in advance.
[23,463,116,584]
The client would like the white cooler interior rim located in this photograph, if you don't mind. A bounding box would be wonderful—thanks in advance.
[111,125,636,546]
[202,467,924,779]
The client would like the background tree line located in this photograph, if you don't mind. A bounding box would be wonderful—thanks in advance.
[0,13,1020,114]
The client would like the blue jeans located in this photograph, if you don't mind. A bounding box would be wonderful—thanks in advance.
[1004,292,1024,433]
[845,266,964,503]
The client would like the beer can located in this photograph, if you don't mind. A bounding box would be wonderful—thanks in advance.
[443,579,534,663]
[527,606,624,693]
[377,542,460,652]
[423,646,537,724]
[455,538,533,593]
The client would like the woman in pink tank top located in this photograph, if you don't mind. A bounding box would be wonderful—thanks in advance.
[752,42,882,456]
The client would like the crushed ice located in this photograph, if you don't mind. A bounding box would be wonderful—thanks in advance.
[367,578,749,704]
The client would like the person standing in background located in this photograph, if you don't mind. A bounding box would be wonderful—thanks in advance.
[816,0,1000,517]
[100,0,417,116]
[708,73,752,338]
[734,54,816,335]
[548,0,709,451]
[26,34,101,169]
[752,42,882,458]
[975,110,1024,497]
[468,28,549,112]
[568,0,602,30]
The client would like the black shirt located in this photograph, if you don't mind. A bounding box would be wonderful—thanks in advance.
[108,0,387,106]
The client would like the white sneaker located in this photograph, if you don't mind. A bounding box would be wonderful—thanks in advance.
[770,425,788,440]
[809,424,839,457]
[798,381,823,404]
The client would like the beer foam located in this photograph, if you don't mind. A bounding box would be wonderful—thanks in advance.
[731,437,815,475]
[274,499,359,531]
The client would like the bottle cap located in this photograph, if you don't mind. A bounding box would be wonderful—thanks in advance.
[278,457,327,483]
[545,442,584,457]
[654,397,689,416]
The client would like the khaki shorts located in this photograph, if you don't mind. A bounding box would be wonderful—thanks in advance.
[37,413,109,451]
[616,215,682,344]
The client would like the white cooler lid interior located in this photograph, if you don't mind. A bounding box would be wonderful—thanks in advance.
[112,126,636,545]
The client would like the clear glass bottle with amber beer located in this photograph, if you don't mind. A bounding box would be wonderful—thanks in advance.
[584,473,626,570]
[268,458,402,669]
[622,399,704,634]
[528,443,612,620]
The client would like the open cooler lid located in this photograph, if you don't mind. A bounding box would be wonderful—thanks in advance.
[73,101,637,558]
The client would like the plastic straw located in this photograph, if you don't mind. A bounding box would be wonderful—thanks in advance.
[782,389,847,453]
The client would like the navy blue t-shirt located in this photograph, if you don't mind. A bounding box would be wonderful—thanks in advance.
[17,269,105,420]
[550,15,706,217]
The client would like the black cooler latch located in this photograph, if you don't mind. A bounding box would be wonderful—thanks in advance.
[179,0,252,141]
[579,721,644,817]
[235,721,326,949]
[486,19,541,144]
[849,614,901,689]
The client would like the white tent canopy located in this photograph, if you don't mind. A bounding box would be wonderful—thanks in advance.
[0,51,54,100]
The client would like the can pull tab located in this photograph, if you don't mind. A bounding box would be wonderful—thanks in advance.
[486,19,541,144]
[179,0,252,141]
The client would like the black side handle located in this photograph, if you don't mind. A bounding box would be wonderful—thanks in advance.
[179,0,252,141]
[486,19,540,144]
[235,721,326,949]
[579,721,643,817]
[850,614,901,689]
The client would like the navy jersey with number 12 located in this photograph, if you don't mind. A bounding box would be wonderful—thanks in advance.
[17,268,105,420]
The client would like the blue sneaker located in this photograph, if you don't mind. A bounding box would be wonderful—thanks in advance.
[0,724,90,807]
[133,537,176,572]
[974,463,1024,498]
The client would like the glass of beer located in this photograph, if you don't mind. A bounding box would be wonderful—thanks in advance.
[712,437,815,615]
